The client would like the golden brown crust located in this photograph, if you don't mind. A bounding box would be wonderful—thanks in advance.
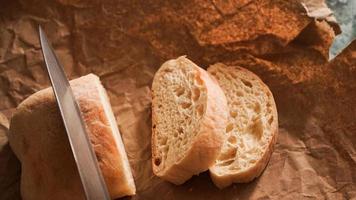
[9,74,135,199]
[208,64,278,189]
[151,57,228,184]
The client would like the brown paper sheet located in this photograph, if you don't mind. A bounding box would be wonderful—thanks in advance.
[0,0,355,199]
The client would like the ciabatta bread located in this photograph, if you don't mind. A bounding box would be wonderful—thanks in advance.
[9,74,135,199]
[151,56,228,184]
[208,63,278,189]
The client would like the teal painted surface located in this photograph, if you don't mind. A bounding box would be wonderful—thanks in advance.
[327,0,356,59]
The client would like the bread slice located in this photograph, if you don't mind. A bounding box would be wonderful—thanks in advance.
[208,63,278,189]
[151,56,228,184]
[9,74,135,199]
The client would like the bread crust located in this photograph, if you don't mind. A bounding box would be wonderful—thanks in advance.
[208,64,279,189]
[9,74,135,199]
[151,57,228,184]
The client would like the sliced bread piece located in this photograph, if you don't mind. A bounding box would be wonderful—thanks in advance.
[208,63,278,189]
[9,74,135,199]
[151,56,228,184]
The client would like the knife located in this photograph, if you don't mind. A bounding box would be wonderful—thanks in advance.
[39,26,110,200]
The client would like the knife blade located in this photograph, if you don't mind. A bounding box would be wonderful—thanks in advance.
[39,26,110,200]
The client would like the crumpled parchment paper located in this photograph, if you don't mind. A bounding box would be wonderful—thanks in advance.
[0,0,355,199]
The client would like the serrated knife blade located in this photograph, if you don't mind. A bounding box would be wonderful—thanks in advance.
[39,26,110,200]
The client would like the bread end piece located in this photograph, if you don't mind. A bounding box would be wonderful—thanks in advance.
[151,56,228,184]
[9,74,135,199]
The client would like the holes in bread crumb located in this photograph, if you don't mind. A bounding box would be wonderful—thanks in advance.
[153,124,156,129]
[239,141,245,149]
[250,118,263,139]
[178,127,183,135]
[192,88,200,101]
[180,102,191,109]
[230,110,237,118]
[218,159,234,166]
[254,103,261,113]
[181,67,188,75]
[267,102,271,108]
[219,148,237,161]
[163,145,169,154]
[227,135,237,144]
[268,116,273,125]
[159,137,168,145]
[242,79,252,88]
[174,87,185,97]
[196,104,204,116]
[250,159,257,164]
[194,75,204,86]
[236,91,243,97]
[186,90,192,99]
[182,139,188,146]
[154,158,161,166]
[163,68,173,73]
[226,123,234,133]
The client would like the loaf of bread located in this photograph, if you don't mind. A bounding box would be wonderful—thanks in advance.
[208,63,278,189]
[9,74,135,199]
[151,56,228,184]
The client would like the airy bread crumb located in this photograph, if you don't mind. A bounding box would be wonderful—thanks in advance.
[208,63,278,189]
[151,56,228,184]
